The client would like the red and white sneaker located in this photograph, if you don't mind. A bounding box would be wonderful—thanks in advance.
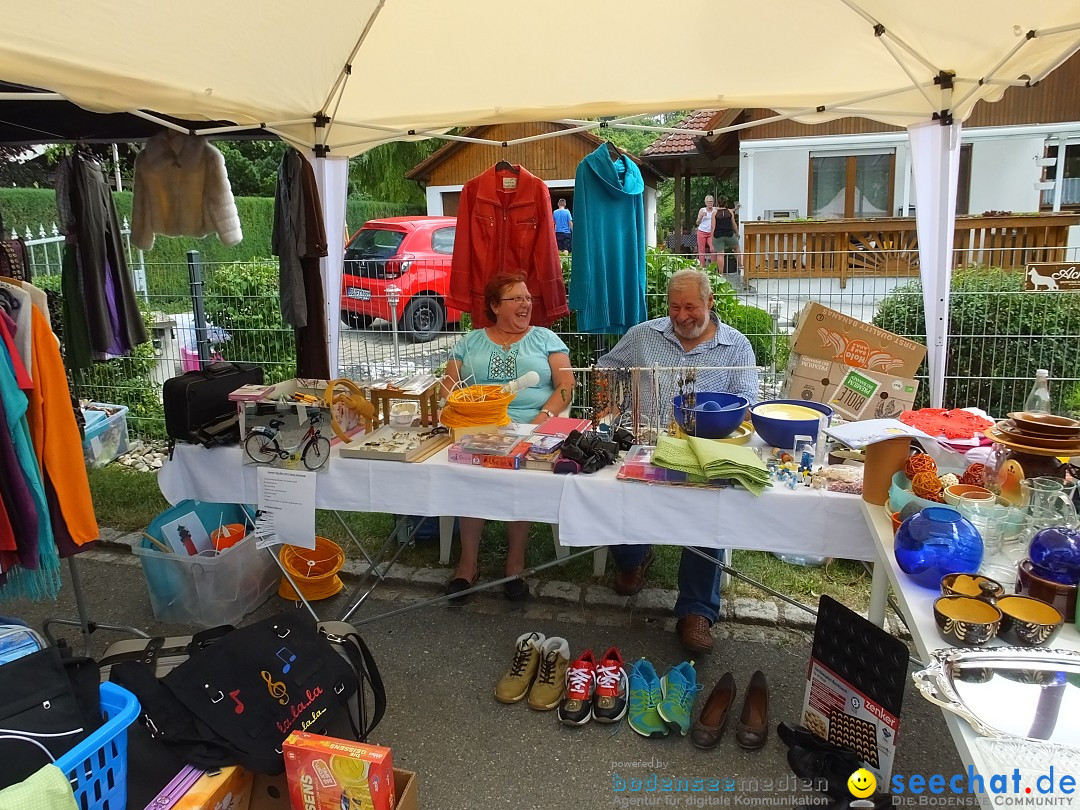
[592,647,629,723]
[557,649,596,726]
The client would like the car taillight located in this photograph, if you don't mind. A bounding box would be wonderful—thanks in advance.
[385,256,413,277]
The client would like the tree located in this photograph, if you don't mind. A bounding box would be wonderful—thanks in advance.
[348,139,441,206]
[214,140,289,197]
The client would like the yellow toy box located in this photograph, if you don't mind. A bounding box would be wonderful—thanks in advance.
[283,731,395,810]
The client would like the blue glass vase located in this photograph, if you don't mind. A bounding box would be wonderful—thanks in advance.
[894,507,984,590]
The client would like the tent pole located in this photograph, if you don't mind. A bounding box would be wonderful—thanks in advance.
[308,153,350,376]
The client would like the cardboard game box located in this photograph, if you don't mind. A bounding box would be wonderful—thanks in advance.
[802,596,907,782]
[283,732,395,810]
[791,302,926,377]
[782,353,919,421]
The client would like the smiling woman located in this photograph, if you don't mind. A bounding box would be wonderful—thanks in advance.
[439,272,575,604]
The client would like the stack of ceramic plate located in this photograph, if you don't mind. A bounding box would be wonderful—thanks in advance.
[986,411,1080,457]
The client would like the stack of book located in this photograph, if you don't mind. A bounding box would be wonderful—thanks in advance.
[448,433,530,469]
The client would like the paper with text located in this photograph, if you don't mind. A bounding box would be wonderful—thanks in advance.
[255,467,316,549]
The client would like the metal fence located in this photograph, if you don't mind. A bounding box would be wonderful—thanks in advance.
[19,230,1080,439]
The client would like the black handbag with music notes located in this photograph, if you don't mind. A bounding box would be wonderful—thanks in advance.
[113,612,373,774]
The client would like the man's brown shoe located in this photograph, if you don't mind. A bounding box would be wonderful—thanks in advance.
[690,672,736,749]
[734,670,769,750]
[676,614,714,655]
[613,548,654,596]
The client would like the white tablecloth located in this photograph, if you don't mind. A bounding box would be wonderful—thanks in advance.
[159,444,873,560]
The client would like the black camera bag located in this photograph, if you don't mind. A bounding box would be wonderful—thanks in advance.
[162,361,263,443]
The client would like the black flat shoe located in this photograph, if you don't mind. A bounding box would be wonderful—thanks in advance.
[503,577,529,602]
[446,575,478,605]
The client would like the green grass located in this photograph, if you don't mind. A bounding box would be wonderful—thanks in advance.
[88,466,871,610]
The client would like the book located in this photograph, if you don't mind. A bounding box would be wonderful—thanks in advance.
[448,440,530,469]
[533,417,591,437]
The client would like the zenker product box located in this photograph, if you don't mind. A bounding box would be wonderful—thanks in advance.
[283,731,395,810]
[791,301,927,377]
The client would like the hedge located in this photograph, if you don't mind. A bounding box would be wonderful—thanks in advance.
[0,186,419,268]
[872,267,1080,416]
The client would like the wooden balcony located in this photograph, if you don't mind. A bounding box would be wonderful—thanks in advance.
[742,213,1080,287]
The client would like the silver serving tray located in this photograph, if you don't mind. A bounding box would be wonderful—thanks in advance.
[913,646,1080,747]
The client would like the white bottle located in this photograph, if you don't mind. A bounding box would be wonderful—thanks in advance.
[1024,369,1052,413]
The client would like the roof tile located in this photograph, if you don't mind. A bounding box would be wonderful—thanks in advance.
[641,109,721,157]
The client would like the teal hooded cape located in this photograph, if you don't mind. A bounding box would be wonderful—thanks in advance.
[569,145,647,334]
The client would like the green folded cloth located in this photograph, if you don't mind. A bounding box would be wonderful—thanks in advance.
[653,435,772,496]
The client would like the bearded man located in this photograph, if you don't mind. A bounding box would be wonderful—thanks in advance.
[596,268,758,654]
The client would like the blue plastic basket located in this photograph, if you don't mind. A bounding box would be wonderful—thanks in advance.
[55,682,140,810]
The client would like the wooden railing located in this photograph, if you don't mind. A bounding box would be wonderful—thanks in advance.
[742,213,1080,286]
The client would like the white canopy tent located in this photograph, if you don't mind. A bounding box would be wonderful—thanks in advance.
[3,1,1080,404]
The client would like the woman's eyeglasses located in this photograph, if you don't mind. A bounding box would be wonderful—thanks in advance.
[500,296,533,304]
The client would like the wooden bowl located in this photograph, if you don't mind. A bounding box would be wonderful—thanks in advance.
[933,596,1002,646]
[1007,412,1080,439]
[996,594,1064,646]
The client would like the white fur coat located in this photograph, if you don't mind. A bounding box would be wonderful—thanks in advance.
[131,132,243,251]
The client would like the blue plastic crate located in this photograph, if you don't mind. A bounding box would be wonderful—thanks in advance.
[55,682,140,810]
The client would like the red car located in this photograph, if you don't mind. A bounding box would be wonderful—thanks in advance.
[340,216,462,341]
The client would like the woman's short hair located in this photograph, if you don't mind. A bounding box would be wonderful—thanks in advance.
[667,268,712,301]
[484,272,528,318]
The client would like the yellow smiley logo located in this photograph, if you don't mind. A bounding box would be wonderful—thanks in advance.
[848,768,877,798]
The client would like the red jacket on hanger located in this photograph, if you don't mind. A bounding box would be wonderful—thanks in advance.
[448,164,567,326]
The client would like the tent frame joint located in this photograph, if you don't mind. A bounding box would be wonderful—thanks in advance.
[313,144,330,158]
[873,23,885,37]
[934,71,955,90]
[314,113,331,128]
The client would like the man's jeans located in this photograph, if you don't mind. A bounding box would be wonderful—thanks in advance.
[609,544,724,623]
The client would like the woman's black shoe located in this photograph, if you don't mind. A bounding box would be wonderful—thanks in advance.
[446,575,478,605]
[503,577,529,602]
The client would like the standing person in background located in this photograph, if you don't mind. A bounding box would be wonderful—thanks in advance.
[695,196,717,268]
[553,198,573,253]
[713,199,743,274]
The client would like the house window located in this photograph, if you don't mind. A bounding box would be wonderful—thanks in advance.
[1041,144,1080,208]
[808,152,894,219]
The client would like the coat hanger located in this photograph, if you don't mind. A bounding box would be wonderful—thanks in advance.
[605,142,620,161]
[494,160,519,174]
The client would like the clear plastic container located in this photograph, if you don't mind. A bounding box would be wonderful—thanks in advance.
[133,529,279,627]
[1025,369,1052,413]
[772,552,830,567]
[81,402,129,468]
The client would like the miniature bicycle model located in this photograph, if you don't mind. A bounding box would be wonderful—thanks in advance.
[243,410,331,471]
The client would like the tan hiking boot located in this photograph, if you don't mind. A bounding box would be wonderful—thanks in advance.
[527,637,570,711]
[495,632,546,704]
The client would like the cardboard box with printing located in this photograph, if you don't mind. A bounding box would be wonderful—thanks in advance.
[791,302,926,378]
[782,353,919,421]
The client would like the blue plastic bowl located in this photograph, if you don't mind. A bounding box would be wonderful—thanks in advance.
[673,393,749,439]
[749,399,834,450]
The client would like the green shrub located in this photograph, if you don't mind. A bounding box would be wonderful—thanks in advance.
[729,303,785,370]
[872,267,1080,415]
[204,260,296,384]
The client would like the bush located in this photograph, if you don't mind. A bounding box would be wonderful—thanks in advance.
[872,267,1080,415]
[729,303,786,371]
[204,260,296,384]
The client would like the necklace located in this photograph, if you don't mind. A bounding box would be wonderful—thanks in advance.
[488,327,521,351]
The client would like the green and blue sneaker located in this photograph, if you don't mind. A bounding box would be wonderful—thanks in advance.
[657,660,701,736]
[628,658,668,738]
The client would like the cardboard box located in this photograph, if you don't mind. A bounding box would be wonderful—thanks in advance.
[791,302,926,377]
[250,769,417,810]
[236,378,367,443]
[283,732,395,810]
[782,353,919,421]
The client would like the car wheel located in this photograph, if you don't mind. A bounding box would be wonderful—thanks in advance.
[402,294,446,342]
[341,310,374,330]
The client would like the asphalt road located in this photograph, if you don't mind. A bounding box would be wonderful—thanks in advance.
[6,550,969,810]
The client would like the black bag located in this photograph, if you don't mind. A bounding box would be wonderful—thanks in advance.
[0,648,96,788]
[111,613,385,775]
[162,361,263,443]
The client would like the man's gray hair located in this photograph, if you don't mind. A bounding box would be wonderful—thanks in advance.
[667,268,712,301]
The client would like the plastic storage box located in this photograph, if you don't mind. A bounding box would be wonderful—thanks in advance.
[81,402,129,468]
[135,500,279,627]
[55,682,140,810]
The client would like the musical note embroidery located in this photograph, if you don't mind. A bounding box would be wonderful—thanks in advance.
[276,647,296,674]
[229,689,245,714]
[261,670,289,705]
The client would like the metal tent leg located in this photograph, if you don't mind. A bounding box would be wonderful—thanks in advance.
[42,557,149,656]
